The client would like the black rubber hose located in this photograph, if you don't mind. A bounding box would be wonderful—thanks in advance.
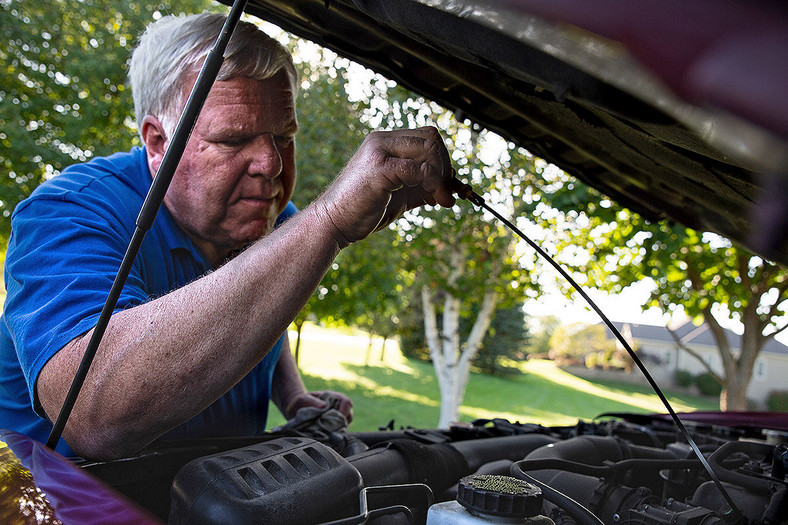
[349,440,469,495]
[708,441,788,492]
[347,434,557,498]
[524,435,675,465]
[515,457,703,481]
[510,462,604,525]
[450,434,558,472]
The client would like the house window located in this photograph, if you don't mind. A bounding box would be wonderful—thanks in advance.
[755,360,766,381]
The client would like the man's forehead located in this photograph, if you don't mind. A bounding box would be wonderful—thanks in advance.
[197,76,298,133]
[205,115,298,135]
[182,72,295,105]
[207,74,292,99]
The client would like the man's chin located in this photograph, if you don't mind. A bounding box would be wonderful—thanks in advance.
[239,223,275,246]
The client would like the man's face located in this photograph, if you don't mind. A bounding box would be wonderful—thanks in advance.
[158,73,298,265]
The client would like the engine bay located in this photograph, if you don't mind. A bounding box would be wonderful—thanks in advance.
[81,412,788,524]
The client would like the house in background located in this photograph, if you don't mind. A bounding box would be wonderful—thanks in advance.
[608,320,788,407]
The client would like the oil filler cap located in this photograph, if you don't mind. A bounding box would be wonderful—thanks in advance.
[457,474,543,518]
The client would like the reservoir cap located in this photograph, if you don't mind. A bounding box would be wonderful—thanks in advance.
[457,474,543,518]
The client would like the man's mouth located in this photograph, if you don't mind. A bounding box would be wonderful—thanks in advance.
[237,193,277,205]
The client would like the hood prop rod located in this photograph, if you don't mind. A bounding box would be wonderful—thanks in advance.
[46,0,250,451]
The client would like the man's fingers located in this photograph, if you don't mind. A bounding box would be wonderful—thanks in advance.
[376,128,451,183]
[315,390,354,422]
[316,126,456,244]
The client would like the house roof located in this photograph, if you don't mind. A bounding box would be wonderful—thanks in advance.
[609,320,788,356]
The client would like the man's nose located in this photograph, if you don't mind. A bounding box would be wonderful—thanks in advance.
[247,133,282,178]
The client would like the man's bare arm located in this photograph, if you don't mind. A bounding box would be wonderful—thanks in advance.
[38,204,341,459]
[37,127,453,460]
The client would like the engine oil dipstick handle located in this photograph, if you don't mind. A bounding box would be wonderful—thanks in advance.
[451,177,745,524]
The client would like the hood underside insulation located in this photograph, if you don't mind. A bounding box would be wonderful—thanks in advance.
[234,0,788,264]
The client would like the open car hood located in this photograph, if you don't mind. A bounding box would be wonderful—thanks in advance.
[233,0,788,264]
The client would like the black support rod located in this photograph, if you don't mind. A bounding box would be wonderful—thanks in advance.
[46,0,250,451]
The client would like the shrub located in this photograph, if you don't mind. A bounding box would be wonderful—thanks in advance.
[585,353,599,369]
[475,305,530,376]
[694,372,723,397]
[398,326,430,361]
[396,294,431,362]
[767,390,788,412]
[675,369,694,388]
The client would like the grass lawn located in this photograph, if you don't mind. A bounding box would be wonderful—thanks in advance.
[267,324,719,431]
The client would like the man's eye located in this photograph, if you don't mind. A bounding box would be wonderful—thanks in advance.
[275,135,294,147]
[219,139,245,147]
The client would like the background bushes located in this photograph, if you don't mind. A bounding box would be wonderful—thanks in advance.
[674,369,694,388]
[674,370,723,397]
[767,390,788,412]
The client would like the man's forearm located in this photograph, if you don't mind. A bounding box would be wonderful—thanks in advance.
[271,333,308,418]
[37,204,340,459]
[38,126,455,460]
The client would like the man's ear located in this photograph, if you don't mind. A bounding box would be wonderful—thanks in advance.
[141,115,168,175]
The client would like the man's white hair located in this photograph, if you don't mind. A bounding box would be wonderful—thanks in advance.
[129,12,298,139]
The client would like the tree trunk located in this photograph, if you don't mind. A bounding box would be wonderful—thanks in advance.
[421,273,499,427]
[720,372,749,411]
[689,258,768,411]
[701,303,765,411]
[293,319,304,367]
[453,291,498,417]
[364,332,374,367]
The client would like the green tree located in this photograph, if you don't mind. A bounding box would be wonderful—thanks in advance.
[289,44,367,208]
[0,0,213,243]
[537,170,788,410]
[362,86,541,426]
[287,44,369,355]
[349,228,410,365]
[287,45,415,363]
[396,285,431,361]
[475,304,530,375]
[526,315,560,357]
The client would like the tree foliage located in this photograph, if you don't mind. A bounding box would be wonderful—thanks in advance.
[289,43,367,208]
[0,0,213,243]
[475,304,530,375]
[358,87,542,425]
[534,168,788,409]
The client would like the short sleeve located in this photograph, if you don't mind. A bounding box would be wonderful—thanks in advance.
[3,194,150,409]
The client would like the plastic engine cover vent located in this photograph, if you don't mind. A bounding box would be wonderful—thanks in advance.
[169,436,364,524]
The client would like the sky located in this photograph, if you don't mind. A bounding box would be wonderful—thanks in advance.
[523,278,668,327]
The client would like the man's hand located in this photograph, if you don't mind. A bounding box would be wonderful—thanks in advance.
[284,390,354,422]
[315,127,456,247]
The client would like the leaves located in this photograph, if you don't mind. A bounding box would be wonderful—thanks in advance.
[0,0,214,242]
[531,163,788,409]
[290,49,409,334]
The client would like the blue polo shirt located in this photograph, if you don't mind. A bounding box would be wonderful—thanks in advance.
[0,147,294,457]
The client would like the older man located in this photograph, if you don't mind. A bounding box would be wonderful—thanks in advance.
[0,12,456,460]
